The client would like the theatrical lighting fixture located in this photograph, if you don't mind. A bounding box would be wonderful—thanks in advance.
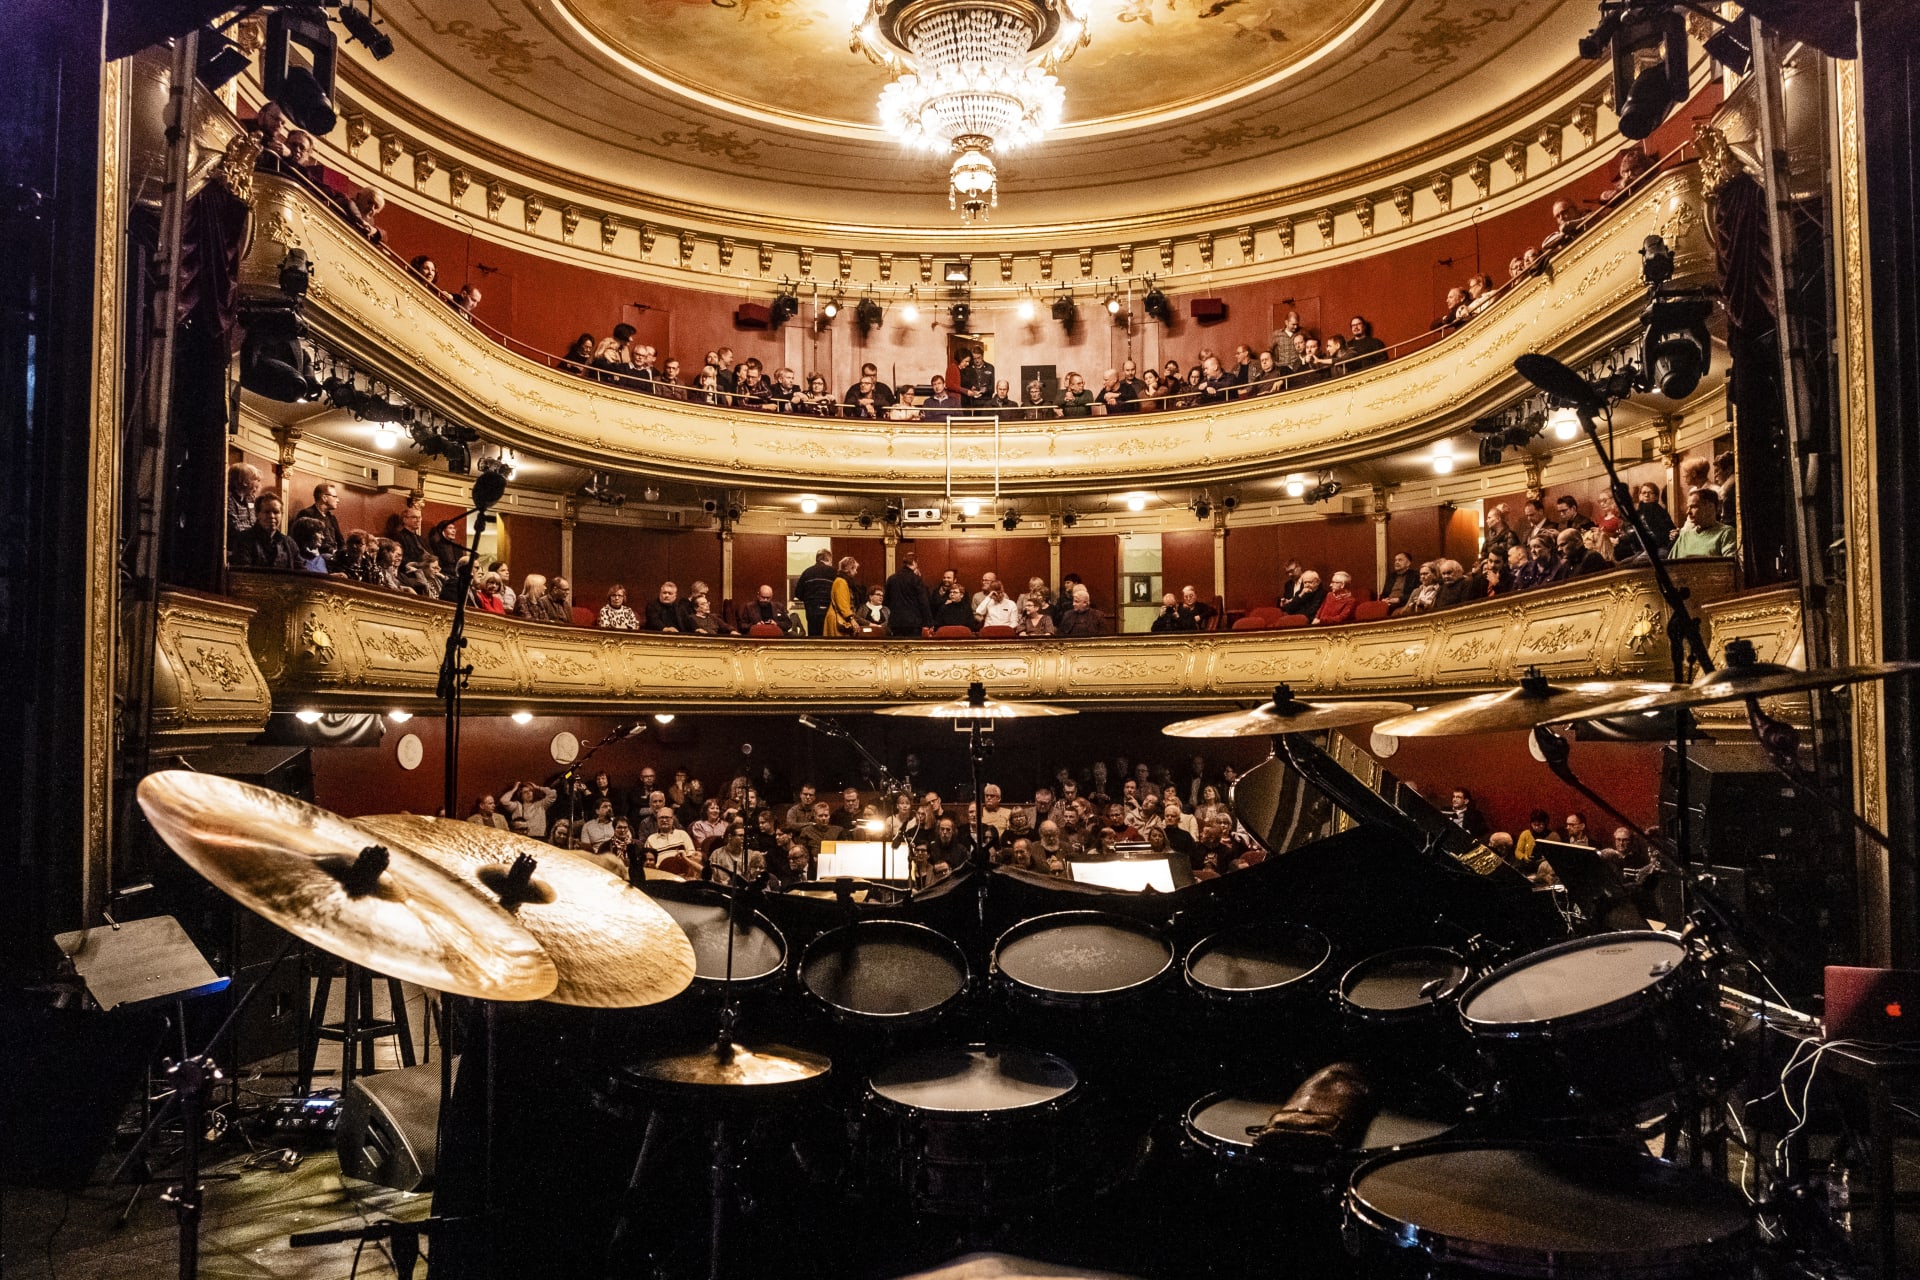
[511,710,534,725]
[1001,509,1021,531]
[1583,6,1687,142]
[945,261,973,283]
[1642,296,1715,399]
[1430,441,1455,475]
[644,485,661,502]
[1192,498,1211,521]
[769,286,801,327]
[1017,294,1037,321]
[1143,287,1172,324]
[1220,496,1237,512]
[1703,19,1751,74]
[581,472,625,508]
[1104,294,1121,315]
[386,710,412,723]
[1051,292,1078,330]
[1639,234,1675,288]
[1546,405,1583,440]
[821,296,841,319]
[961,498,983,518]
[654,714,676,725]
[240,306,318,402]
[901,290,920,322]
[853,0,1090,221]
[1304,477,1343,505]
[373,426,397,450]
[195,27,250,91]
[883,502,903,523]
[857,511,875,529]
[1284,474,1308,498]
[337,3,394,60]
[951,302,971,330]
[800,496,820,514]
[263,9,339,136]
[855,296,885,332]
[1125,492,1148,512]
[295,708,323,724]
[1060,509,1079,528]
[279,249,314,298]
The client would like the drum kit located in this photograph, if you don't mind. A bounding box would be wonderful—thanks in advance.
[123,645,1917,1280]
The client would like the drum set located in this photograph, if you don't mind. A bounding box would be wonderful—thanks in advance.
[125,645,1919,1279]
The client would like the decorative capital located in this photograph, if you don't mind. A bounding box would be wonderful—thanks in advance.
[412,150,437,187]
[1118,243,1134,273]
[1315,207,1335,244]
[1236,226,1254,258]
[561,204,582,242]
[1523,458,1545,495]
[271,424,303,472]
[1079,246,1094,276]
[377,133,402,173]
[1274,221,1293,256]
[523,192,545,232]
[878,251,892,280]
[1158,239,1174,270]
[1352,200,1374,237]
[603,214,622,250]
[1693,123,1739,193]
[639,222,657,255]
[1197,237,1214,267]
[448,167,471,202]
[798,246,814,275]
[1571,101,1598,143]
[679,230,697,267]
[1468,156,1492,199]
[1041,253,1055,281]
[999,252,1014,281]
[838,249,853,279]
[719,238,736,269]
[1502,139,1527,181]
[1537,122,1562,164]
[485,180,506,220]
[760,242,776,273]
[1430,171,1453,212]
[345,113,371,151]
[919,253,934,283]
[1392,185,1414,226]
[1650,414,1680,461]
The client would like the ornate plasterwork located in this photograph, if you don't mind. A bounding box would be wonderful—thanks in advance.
[150,592,275,744]
[250,168,1714,494]
[228,562,1737,714]
[1695,588,1807,733]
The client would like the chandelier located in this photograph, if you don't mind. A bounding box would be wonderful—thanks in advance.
[852,0,1092,222]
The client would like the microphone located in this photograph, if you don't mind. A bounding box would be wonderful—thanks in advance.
[471,468,509,512]
[797,714,845,739]
[1514,353,1603,411]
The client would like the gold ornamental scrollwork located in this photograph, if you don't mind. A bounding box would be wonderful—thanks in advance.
[186,645,247,691]
[364,629,430,664]
[300,617,336,664]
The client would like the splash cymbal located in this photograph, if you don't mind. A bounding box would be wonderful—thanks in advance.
[135,772,556,1001]
[1371,676,1687,738]
[356,815,696,1009]
[1163,686,1414,737]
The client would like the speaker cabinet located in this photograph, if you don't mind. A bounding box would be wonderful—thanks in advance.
[336,1059,445,1192]
[1659,742,1819,866]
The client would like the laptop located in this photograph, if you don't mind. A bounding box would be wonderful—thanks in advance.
[1824,966,1920,1044]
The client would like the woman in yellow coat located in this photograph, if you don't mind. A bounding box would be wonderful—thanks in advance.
[822,557,860,637]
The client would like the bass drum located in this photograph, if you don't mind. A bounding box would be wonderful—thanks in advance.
[860,1044,1084,1218]
[1459,931,1720,1120]
[1344,1142,1755,1278]
[1338,947,1472,1079]
[798,919,969,1028]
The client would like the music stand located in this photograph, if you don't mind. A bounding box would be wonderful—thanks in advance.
[1067,857,1176,894]
[816,840,912,882]
[1531,839,1651,933]
[55,916,230,1014]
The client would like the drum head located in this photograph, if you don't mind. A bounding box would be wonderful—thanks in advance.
[654,896,787,984]
[1348,1143,1753,1275]
[1187,1090,1296,1151]
[1186,924,1332,995]
[869,1045,1078,1114]
[995,912,1172,996]
[1341,948,1468,1014]
[1462,933,1684,1029]
[801,921,967,1019]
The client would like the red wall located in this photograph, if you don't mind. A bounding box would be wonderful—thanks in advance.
[1224,516,1376,610]
[732,532,790,604]
[499,513,561,583]
[1160,529,1216,601]
[902,535,1052,598]
[1058,534,1120,614]
[569,524,726,612]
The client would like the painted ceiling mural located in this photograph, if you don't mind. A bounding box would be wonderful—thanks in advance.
[345,0,1599,229]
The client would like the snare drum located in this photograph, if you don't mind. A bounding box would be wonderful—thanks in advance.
[1459,931,1718,1118]
[1338,947,1471,1075]
[653,892,788,995]
[991,911,1174,1014]
[861,1044,1083,1217]
[1184,923,1334,1008]
[1344,1141,1755,1277]
[1185,1089,1453,1178]
[799,920,968,1028]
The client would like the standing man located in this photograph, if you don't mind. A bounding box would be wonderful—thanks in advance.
[295,482,345,566]
[797,548,837,636]
[960,343,994,408]
[885,553,933,637]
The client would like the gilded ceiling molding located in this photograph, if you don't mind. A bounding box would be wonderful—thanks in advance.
[228,563,1739,715]
[249,168,1714,495]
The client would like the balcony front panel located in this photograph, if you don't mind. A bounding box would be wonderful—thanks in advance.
[244,167,1712,495]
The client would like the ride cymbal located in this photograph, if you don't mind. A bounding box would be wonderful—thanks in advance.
[880,679,1078,720]
[1552,654,1920,724]
[356,814,696,1009]
[136,772,556,1001]
[1372,674,1686,738]
[1163,686,1414,737]
[624,1042,832,1093]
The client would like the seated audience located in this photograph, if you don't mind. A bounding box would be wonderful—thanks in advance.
[1670,488,1736,557]
[1312,571,1359,625]
[1280,570,1326,621]
[1379,551,1417,610]
[1055,586,1110,637]
[931,582,976,631]
[600,584,641,630]
[644,581,684,633]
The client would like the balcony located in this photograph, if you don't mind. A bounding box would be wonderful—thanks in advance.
[242,166,1713,495]
[144,563,1753,731]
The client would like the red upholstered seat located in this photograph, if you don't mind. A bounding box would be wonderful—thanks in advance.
[747,621,785,638]
[571,606,596,627]
[933,625,977,639]
[1230,616,1267,631]
[1252,607,1287,624]
[1270,613,1310,629]
[1353,599,1393,622]
[978,625,1017,638]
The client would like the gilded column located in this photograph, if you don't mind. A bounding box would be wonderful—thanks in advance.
[884,525,899,577]
[1830,56,1890,961]
[1211,512,1227,600]
[1371,487,1393,588]
[271,424,302,509]
[720,528,735,601]
[1047,516,1063,589]
[560,499,577,584]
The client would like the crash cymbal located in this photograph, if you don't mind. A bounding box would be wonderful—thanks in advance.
[1372,674,1687,738]
[1550,653,1920,724]
[135,772,556,1001]
[624,1042,832,1094]
[1163,685,1414,737]
[356,815,695,1009]
[879,684,1078,720]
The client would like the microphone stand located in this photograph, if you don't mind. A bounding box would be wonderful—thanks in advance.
[798,714,915,888]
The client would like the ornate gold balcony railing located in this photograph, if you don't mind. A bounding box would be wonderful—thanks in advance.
[188,563,1743,724]
[241,166,1712,495]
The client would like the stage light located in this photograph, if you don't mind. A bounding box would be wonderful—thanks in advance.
[511,710,534,725]
[373,426,398,450]
[338,2,394,59]
[1430,441,1455,475]
[901,299,919,322]
[654,713,676,725]
[1284,474,1307,498]
[1125,492,1148,512]
[961,499,982,518]
[387,710,413,723]
[1017,295,1036,321]
[1607,9,1687,142]
[821,297,840,319]
[1639,235,1675,288]
[799,495,819,514]
[951,302,971,330]
[1143,288,1171,323]
[1061,510,1078,528]
[295,708,323,724]
[1105,294,1121,315]
[1051,293,1078,329]
[196,28,250,91]
[1643,297,1715,399]
[1001,509,1020,531]
[944,261,972,283]
[855,296,884,331]
[1192,499,1211,521]
[769,289,800,326]
[1546,406,1582,440]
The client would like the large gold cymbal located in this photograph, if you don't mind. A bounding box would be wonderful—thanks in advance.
[135,772,556,1001]
[357,815,696,1009]
[623,1042,832,1093]
[1163,688,1414,738]
[880,698,1078,720]
[1371,677,1687,738]
[1552,658,1920,723]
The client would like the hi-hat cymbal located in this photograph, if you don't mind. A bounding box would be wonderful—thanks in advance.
[136,772,556,1001]
[623,1042,832,1094]
[1163,686,1414,738]
[1372,676,1687,738]
[1551,656,1920,724]
[356,815,695,1009]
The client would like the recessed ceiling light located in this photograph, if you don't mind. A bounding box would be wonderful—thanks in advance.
[294,708,323,724]
[511,710,533,724]
[800,496,819,514]
[387,709,412,723]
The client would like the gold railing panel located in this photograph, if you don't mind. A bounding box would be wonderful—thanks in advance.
[241,167,1713,494]
[151,591,275,744]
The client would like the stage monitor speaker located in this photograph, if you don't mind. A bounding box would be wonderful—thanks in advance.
[1659,742,1818,867]
[336,1059,446,1192]
[156,746,315,1067]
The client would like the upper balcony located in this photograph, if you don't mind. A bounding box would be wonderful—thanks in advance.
[242,164,1713,497]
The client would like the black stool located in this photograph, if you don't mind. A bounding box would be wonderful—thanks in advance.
[298,957,415,1094]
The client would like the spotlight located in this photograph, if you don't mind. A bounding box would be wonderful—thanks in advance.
[279,249,313,299]
[901,298,919,322]
[944,261,972,283]
[387,709,413,723]
[295,708,323,724]
[1642,297,1715,399]
[856,296,884,332]
[799,495,819,514]
[769,290,800,326]
[263,10,339,136]
[654,713,676,725]
[1051,293,1078,330]
[1431,441,1455,475]
[1192,498,1211,521]
[821,297,840,319]
[961,499,982,518]
[1639,235,1675,288]
[240,306,317,402]
[196,28,250,91]
[1284,474,1307,498]
[1017,296,1036,321]
[1125,492,1148,512]
[1061,510,1079,528]
[644,485,661,502]
[373,426,398,450]
[1001,509,1020,531]
[1220,496,1237,512]
[511,710,534,725]
[951,302,971,331]
[1104,294,1121,315]
[1609,9,1687,141]
[1546,406,1583,440]
[1304,478,1343,505]
[857,511,874,529]
[1478,436,1506,467]
[1143,288,1172,323]
[337,3,394,60]
[1703,21,1752,74]
[883,502,902,524]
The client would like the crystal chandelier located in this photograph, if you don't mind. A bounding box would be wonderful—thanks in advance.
[852,0,1092,222]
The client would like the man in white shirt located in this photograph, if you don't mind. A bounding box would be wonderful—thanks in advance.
[644,808,698,867]
[975,582,1021,629]
[977,784,1012,834]
[579,799,617,849]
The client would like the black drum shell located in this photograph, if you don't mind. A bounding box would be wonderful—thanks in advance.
[797,919,969,1029]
